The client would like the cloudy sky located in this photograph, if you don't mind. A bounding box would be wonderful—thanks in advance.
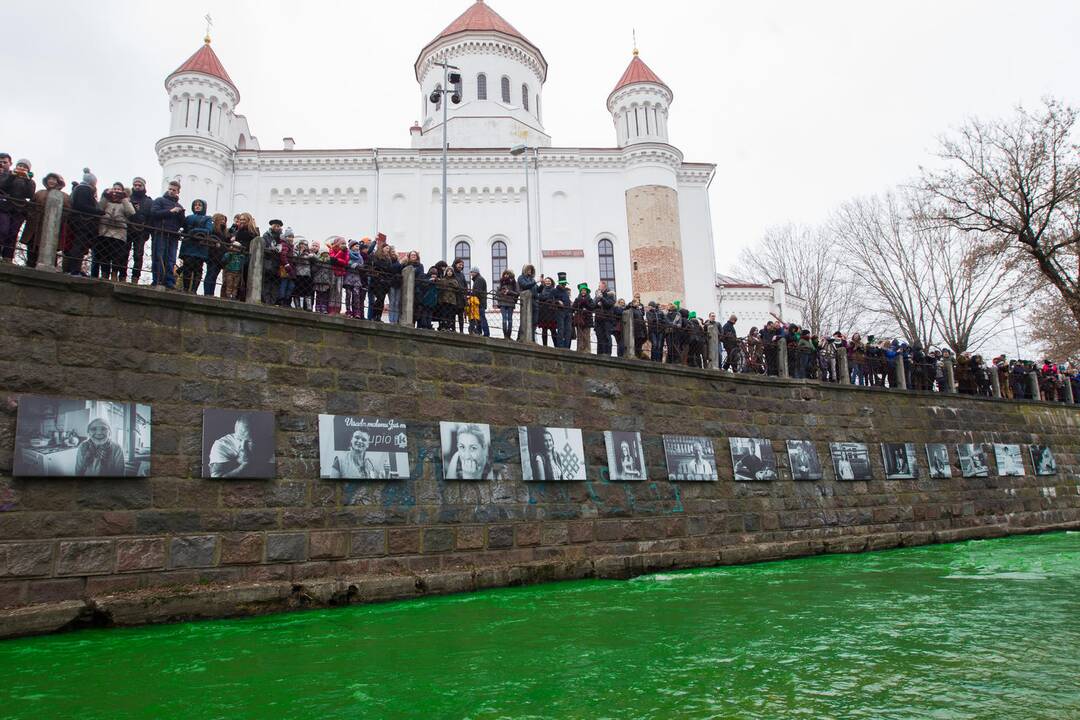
[2,0,1078,280]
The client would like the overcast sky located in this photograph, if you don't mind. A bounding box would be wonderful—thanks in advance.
[2,0,1078,286]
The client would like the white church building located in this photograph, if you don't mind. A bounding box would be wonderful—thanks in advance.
[157,0,718,313]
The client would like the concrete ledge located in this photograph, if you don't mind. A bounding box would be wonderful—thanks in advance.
[2,522,1076,641]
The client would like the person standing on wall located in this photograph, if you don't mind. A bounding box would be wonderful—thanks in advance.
[123,177,153,283]
[149,180,185,288]
[470,266,490,337]
[0,158,35,262]
[261,219,284,304]
[67,169,105,276]
[721,314,739,371]
[552,272,572,348]
[594,281,615,356]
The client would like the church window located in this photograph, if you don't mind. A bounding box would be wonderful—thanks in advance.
[653,108,660,135]
[207,103,213,133]
[522,84,530,112]
[184,98,190,128]
[624,111,629,138]
[644,105,650,134]
[598,238,616,292]
[634,107,640,136]
[455,240,471,269]
[196,99,203,130]
[477,73,487,100]
[454,74,463,101]
[491,240,508,281]
[434,84,442,112]
[501,76,511,103]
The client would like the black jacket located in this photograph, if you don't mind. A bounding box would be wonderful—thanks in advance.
[471,274,488,310]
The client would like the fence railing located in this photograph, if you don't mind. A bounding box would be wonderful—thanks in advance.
[7,188,1076,405]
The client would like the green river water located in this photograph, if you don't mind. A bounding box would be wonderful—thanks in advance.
[1,532,1078,719]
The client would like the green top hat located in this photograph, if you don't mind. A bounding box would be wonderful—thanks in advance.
[577,282,590,292]
[688,311,697,319]
[673,300,681,308]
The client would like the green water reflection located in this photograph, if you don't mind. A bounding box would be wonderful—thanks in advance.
[2,532,1079,719]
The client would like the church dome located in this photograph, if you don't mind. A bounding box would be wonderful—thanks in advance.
[608,51,670,104]
[415,0,546,81]
[167,37,237,97]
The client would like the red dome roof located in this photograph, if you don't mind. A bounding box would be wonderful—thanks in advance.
[417,1,545,78]
[169,39,236,89]
[611,52,669,95]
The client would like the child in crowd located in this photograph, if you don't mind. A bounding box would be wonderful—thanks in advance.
[328,237,348,315]
[277,228,296,307]
[220,241,246,300]
[466,289,481,334]
[312,244,333,314]
[292,239,313,310]
[343,239,365,318]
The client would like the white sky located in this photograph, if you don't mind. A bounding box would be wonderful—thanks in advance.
[2,0,1078,288]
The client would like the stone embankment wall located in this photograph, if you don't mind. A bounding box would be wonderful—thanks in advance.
[0,263,1078,637]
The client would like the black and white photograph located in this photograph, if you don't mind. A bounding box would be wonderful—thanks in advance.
[730,438,778,482]
[925,444,952,479]
[829,442,872,481]
[519,427,587,481]
[318,415,410,480]
[993,444,1025,476]
[604,431,648,481]
[663,435,718,481]
[786,440,823,481]
[1029,445,1057,476]
[956,444,990,478]
[881,443,918,480]
[441,422,496,480]
[202,409,276,479]
[13,395,151,478]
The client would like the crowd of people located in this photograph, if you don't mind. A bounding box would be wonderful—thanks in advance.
[1,154,1076,404]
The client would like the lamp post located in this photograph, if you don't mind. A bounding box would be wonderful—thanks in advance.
[1003,305,1021,360]
[430,61,461,262]
[510,144,531,265]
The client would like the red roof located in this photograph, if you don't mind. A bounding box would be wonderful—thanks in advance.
[170,39,236,88]
[417,1,545,78]
[611,52,669,95]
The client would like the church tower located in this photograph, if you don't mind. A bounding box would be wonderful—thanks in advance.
[608,50,686,306]
[156,34,244,212]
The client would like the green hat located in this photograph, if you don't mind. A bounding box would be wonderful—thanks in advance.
[673,300,681,308]
[867,334,875,342]
[577,282,590,292]
[689,311,697,319]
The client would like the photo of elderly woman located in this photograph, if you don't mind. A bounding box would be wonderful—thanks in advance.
[319,415,410,480]
[603,431,648,481]
[13,395,151,478]
[663,435,718,481]
[1029,445,1056,476]
[519,426,587,481]
[440,422,495,480]
[202,409,276,479]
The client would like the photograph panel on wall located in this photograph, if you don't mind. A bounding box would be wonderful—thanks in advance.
[604,431,648,481]
[829,442,872,481]
[993,443,1025,476]
[440,421,496,480]
[956,444,989,478]
[881,442,918,480]
[13,394,151,478]
[519,426,587,481]
[202,409,276,479]
[730,438,778,482]
[318,415,410,480]
[663,435,718,481]
[925,443,952,479]
[1029,445,1057,476]
[786,440,823,481]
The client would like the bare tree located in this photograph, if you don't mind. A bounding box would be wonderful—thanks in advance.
[921,98,1080,326]
[830,193,937,347]
[733,224,860,336]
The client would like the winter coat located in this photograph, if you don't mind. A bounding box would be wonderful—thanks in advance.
[537,285,558,328]
[343,249,365,288]
[278,239,296,279]
[496,276,518,308]
[329,246,349,278]
[312,254,333,289]
[419,274,439,309]
[368,252,395,292]
[21,187,70,252]
[721,321,738,350]
[97,193,135,241]
[437,275,459,306]
[572,295,594,328]
[594,291,616,330]
[550,285,571,317]
[149,194,184,235]
[0,171,36,215]
[179,201,212,260]
[126,191,153,243]
[261,229,281,272]
[471,274,488,310]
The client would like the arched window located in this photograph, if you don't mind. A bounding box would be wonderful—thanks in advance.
[491,240,508,281]
[500,76,511,103]
[598,238,616,293]
[477,73,487,100]
[434,83,442,112]
[522,84,530,111]
[455,240,471,269]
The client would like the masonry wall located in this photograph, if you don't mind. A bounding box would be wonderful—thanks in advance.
[1,264,1078,634]
[625,184,685,306]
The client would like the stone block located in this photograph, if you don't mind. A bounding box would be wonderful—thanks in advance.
[515,523,541,547]
[116,538,166,572]
[455,526,486,550]
[350,529,387,557]
[27,578,84,605]
[540,523,569,546]
[170,535,218,569]
[567,521,594,544]
[386,528,420,555]
[487,525,514,549]
[422,528,455,554]
[309,531,349,560]
[266,533,307,563]
[56,540,115,576]
[221,533,264,565]
[4,542,54,577]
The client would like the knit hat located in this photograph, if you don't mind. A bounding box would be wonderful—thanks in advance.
[132,176,146,185]
[557,271,568,286]
[282,227,295,238]
[15,158,30,171]
[469,266,480,274]
[81,167,97,186]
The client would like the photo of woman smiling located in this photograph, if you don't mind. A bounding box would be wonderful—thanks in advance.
[440,422,494,480]
[318,415,410,480]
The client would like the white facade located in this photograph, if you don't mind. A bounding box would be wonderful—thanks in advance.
[157,2,719,315]
[716,276,805,331]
